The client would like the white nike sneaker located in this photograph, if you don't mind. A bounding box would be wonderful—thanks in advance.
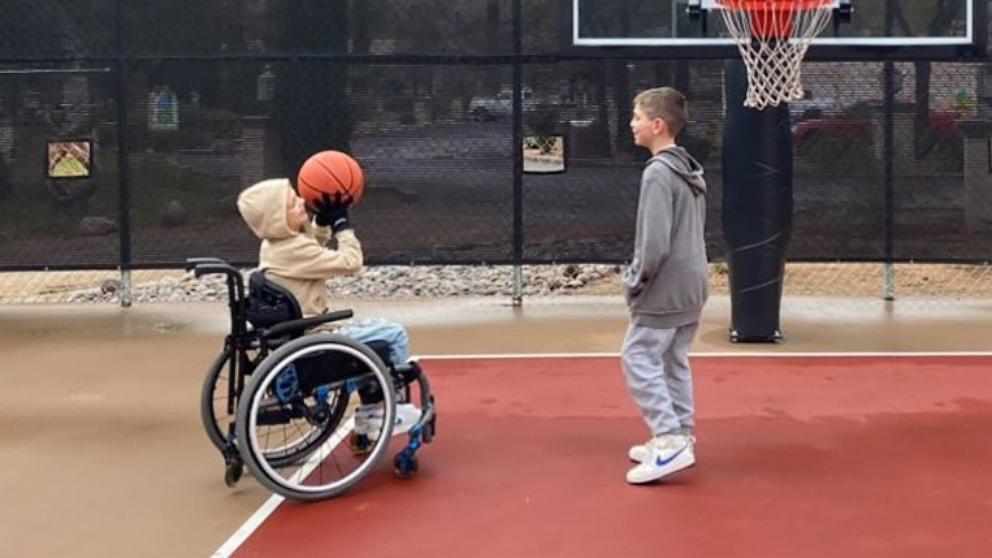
[626,434,696,484]
[628,434,696,463]
[354,403,422,441]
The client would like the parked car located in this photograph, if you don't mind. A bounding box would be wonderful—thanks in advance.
[468,87,538,121]
[788,94,839,122]
[792,101,961,145]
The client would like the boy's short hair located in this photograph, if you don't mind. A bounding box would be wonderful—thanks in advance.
[634,87,688,137]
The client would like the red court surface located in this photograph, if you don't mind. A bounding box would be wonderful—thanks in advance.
[229,355,992,558]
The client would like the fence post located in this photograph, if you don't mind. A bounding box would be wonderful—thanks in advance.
[115,0,133,307]
[511,0,523,306]
[882,61,895,301]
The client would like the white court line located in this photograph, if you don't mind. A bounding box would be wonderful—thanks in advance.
[416,351,992,360]
[213,349,991,556]
[211,494,283,558]
[212,418,354,558]
[285,417,354,485]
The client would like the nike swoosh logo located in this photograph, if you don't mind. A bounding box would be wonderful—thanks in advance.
[655,445,688,467]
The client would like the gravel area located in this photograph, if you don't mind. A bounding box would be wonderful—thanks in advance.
[4,262,990,304]
[62,264,623,304]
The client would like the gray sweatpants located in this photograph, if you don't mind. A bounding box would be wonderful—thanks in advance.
[620,321,698,437]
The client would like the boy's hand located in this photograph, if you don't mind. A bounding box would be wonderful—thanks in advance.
[312,192,353,232]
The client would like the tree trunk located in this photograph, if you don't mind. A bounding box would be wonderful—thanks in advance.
[0,80,15,198]
[274,1,351,176]
[611,60,634,156]
[912,1,960,159]
[0,153,12,199]
[914,61,934,159]
[595,60,611,156]
[674,60,691,94]
[352,0,370,54]
[485,0,501,91]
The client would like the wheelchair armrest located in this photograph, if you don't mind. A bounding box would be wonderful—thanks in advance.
[260,309,354,339]
[190,262,241,280]
[185,257,228,271]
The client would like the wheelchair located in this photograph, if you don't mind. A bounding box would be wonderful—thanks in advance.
[187,258,437,501]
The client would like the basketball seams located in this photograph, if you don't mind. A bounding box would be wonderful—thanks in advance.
[296,176,320,208]
[343,158,355,199]
[298,151,365,207]
[347,158,364,203]
[313,157,351,197]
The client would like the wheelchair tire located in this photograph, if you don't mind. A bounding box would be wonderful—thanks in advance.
[236,333,396,501]
[200,347,236,452]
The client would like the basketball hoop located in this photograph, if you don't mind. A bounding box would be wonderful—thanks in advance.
[715,0,836,109]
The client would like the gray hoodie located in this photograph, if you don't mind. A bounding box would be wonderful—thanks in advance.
[622,146,708,329]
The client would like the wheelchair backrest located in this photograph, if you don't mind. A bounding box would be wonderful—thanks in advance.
[246,271,303,329]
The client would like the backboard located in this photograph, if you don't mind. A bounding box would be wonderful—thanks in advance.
[568,0,986,59]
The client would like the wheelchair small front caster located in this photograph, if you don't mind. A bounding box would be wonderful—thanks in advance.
[393,452,419,479]
[224,456,244,487]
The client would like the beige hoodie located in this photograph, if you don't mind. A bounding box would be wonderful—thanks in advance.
[237,178,363,317]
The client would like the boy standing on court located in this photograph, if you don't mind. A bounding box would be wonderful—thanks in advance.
[621,87,708,484]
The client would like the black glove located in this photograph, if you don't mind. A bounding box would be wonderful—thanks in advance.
[311,192,353,233]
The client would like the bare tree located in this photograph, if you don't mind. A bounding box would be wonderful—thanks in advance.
[0,77,14,200]
[352,0,371,55]
[0,152,11,200]
[270,1,351,176]
[887,0,963,159]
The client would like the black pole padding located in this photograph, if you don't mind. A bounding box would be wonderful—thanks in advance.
[721,60,793,342]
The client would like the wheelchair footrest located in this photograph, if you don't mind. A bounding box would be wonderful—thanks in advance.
[392,362,422,388]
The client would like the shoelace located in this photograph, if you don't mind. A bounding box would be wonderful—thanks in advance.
[652,434,694,450]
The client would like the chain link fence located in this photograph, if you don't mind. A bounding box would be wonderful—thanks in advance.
[3,261,990,306]
[0,1,990,304]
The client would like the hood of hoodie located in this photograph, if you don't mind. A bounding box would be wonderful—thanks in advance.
[236,178,297,241]
[650,146,707,197]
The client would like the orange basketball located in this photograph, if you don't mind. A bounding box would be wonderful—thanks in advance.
[296,150,365,209]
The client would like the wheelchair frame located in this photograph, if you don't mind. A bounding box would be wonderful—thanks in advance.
[187,257,437,501]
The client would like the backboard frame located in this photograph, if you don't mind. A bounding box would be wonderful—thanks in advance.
[563,0,988,61]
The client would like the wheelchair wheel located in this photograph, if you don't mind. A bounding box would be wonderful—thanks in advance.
[203,346,348,468]
[201,346,268,453]
[254,383,350,469]
[200,347,238,452]
[236,333,396,501]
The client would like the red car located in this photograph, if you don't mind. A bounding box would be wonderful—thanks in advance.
[792,101,961,145]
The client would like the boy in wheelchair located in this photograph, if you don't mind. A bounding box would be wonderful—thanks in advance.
[236,177,422,447]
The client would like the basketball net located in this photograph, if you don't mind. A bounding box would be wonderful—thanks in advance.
[716,1,834,109]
